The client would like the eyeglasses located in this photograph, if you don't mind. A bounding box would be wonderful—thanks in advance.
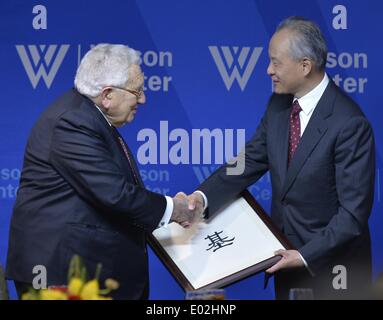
[111,86,144,99]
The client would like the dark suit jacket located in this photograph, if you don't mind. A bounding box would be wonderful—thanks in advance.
[6,89,166,299]
[199,80,375,299]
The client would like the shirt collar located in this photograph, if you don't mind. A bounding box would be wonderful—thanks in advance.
[295,73,329,116]
[94,103,112,126]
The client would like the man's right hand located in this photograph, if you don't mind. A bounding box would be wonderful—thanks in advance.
[171,192,203,228]
[186,192,205,213]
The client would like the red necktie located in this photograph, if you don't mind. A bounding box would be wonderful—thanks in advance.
[288,100,302,164]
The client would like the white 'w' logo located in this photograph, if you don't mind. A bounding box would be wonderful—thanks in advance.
[16,45,70,89]
[209,46,263,91]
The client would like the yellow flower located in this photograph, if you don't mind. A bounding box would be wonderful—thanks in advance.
[21,292,34,300]
[20,255,118,300]
[80,279,99,300]
[68,277,84,296]
[40,289,68,300]
[94,295,113,300]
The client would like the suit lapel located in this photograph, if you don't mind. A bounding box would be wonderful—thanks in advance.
[275,105,291,185]
[111,128,145,187]
[280,80,337,199]
[78,92,143,186]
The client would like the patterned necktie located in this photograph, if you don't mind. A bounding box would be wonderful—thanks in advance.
[288,100,302,164]
[111,127,143,186]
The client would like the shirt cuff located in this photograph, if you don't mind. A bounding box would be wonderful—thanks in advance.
[298,252,314,276]
[194,190,208,210]
[158,196,173,228]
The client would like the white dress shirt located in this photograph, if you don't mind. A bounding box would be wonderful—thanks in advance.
[94,104,173,227]
[296,73,329,136]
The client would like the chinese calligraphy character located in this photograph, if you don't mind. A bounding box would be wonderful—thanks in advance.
[205,231,235,252]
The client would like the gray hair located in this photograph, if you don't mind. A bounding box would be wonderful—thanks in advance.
[276,16,327,70]
[74,44,140,97]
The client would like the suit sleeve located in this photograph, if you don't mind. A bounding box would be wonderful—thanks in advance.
[199,100,271,214]
[49,113,166,232]
[299,116,375,274]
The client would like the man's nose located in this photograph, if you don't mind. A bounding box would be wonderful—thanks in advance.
[267,62,274,76]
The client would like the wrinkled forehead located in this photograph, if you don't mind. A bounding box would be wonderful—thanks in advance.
[127,64,144,89]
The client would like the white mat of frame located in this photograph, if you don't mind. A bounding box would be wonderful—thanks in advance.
[152,196,285,289]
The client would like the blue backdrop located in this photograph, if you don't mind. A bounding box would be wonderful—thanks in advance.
[0,0,382,300]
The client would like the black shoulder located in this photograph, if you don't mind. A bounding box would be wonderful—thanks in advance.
[333,86,366,119]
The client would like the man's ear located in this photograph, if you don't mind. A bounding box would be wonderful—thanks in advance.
[301,58,312,76]
[100,87,113,109]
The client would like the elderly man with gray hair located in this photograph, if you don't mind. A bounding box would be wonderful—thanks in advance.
[6,44,199,299]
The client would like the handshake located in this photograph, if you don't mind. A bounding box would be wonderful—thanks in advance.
[170,192,205,228]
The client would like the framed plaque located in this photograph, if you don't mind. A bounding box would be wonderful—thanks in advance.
[149,190,293,291]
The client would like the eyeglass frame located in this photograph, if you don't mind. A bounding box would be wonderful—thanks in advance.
[109,86,144,99]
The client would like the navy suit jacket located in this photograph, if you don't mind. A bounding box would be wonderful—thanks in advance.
[6,89,166,299]
[199,80,375,298]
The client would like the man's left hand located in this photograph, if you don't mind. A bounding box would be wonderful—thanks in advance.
[266,249,305,273]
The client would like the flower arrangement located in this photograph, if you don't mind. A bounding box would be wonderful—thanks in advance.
[22,255,119,300]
